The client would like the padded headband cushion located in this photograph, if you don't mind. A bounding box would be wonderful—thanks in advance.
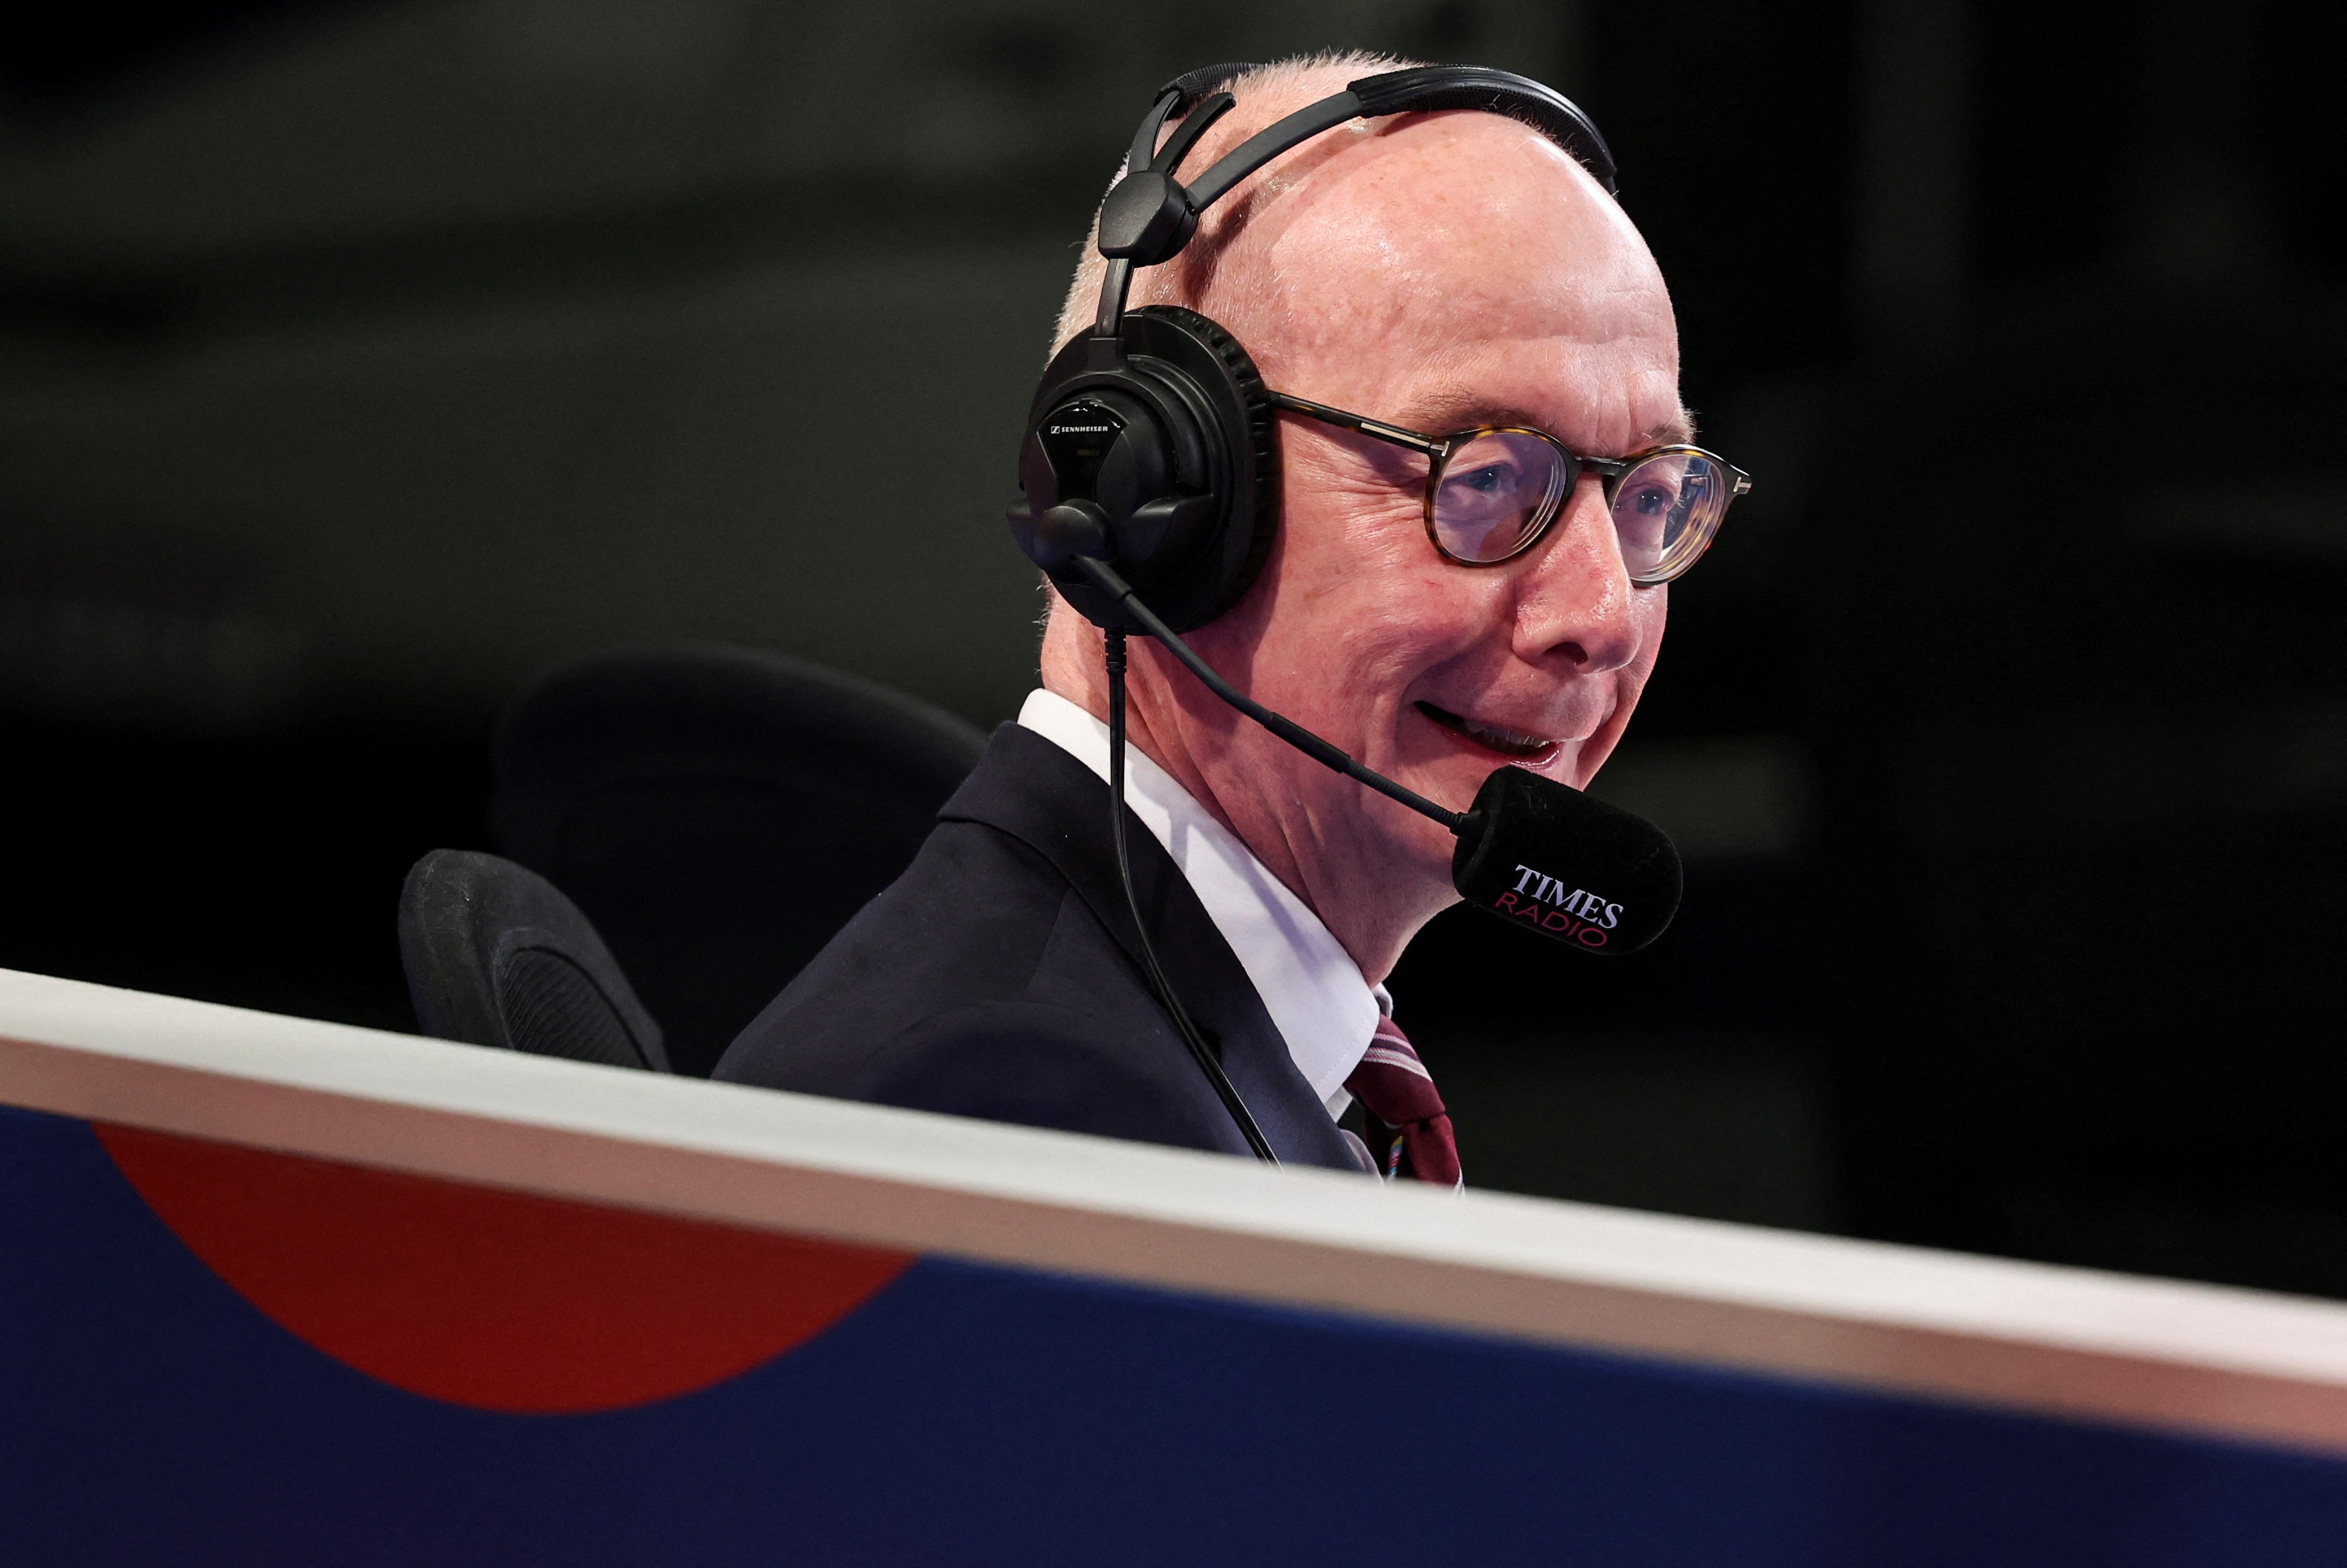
[1347,66,1616,193]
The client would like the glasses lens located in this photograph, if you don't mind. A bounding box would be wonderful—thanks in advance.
[1431,430,1569,563]
[1612,449,1730,582]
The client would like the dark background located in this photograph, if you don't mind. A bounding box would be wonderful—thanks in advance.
[3,2,2340,1293]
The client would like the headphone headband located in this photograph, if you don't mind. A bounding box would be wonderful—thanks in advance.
[1016,62,1625,634]
[1091,63,1617,339]
[1161,63,1616,193]
[1346,66,1617,191]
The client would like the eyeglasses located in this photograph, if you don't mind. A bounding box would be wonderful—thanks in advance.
[1270,391,1751,584]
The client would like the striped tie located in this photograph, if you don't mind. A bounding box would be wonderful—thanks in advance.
[1344,1015,1461,1189]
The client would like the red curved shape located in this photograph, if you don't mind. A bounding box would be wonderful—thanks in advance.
[97,1124,915,1414]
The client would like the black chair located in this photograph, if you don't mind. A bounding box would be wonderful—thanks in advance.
[491,646,988,1078]
[398,848,669,1072]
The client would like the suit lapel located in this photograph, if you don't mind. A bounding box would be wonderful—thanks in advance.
[940,724,1358,1170]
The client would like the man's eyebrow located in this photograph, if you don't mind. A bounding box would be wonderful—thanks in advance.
[1395,394,1701,454]
[1649,409,1699,447]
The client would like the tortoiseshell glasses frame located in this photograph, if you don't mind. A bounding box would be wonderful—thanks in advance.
[1270,390,1751,583]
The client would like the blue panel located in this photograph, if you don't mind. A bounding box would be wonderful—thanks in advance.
[4,1101,2346,1565]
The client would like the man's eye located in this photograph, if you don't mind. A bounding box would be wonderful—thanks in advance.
[1457,464,1516,495]
[1627,484,1675,515]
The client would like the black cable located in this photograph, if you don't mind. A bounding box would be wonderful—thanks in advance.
[1074,555,1465,833]
[1103,629,1279,1164]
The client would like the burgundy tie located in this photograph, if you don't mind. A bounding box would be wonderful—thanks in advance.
[1344,1015,1461,1188]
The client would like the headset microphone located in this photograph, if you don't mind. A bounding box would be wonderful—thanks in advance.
[1449,764,1682,955]
[1051,535,1684,958]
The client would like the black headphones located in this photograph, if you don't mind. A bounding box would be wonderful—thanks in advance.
[1008,63,1619,633]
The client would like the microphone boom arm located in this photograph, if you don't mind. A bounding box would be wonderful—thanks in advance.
[1070,554,1466,835]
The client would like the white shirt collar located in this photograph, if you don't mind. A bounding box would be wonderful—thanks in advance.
[1018,688,1381,1118]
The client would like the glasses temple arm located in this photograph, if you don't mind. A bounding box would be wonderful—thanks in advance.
[1268,391,1446,456]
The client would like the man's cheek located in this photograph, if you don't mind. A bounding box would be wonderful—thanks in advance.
[1638,583,1669,657]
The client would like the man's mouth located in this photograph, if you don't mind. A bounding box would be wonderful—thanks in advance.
[1414,702,1565,763]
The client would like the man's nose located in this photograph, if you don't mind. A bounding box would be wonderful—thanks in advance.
[1509,479,1643,674]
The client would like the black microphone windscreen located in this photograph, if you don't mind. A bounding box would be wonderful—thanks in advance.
[1449,765,1682,954]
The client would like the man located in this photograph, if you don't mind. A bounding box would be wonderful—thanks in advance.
[716,55,1706,1182]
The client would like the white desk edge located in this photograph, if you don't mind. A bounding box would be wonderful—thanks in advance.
[5,966,2345,1456]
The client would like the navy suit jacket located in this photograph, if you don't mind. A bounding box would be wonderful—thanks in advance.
[714,724,1368,1173]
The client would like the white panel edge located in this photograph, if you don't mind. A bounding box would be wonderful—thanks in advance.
[6,966,2347,1454]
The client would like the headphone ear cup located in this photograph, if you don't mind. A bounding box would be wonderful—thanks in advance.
[1135,305,1281,627]
[1014,306,1280,633]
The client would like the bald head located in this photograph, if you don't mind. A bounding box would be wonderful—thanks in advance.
[1052,56,1683,445]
